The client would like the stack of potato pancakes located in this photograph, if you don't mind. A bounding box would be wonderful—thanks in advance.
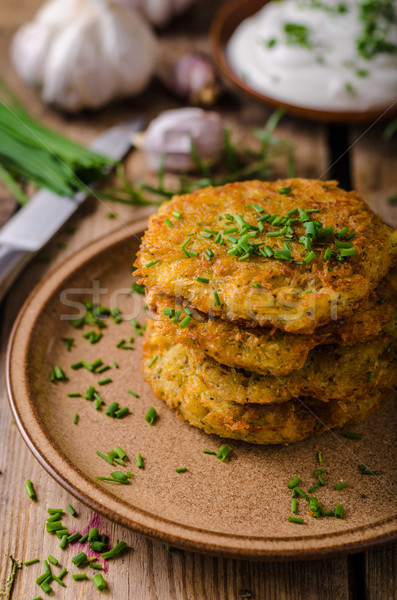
[135,179,397,445]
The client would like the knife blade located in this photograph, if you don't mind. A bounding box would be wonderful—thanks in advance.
[0,117,144,300]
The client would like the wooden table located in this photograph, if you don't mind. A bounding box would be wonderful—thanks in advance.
[1,1,396,598]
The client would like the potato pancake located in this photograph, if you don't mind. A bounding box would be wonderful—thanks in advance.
[147,270,395,376]
[142,324,384,445]
[136,179,397,333]
[145,315,397,404]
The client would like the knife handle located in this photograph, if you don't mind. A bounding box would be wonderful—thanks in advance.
[0,245,33,303]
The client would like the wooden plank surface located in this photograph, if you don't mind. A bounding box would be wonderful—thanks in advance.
[0,1,395,599]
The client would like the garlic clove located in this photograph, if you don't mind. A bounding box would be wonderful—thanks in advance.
[158,53,222,106]
[143,107,224,172]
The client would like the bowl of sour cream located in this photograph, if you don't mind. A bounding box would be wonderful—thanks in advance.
[211,0,397,122]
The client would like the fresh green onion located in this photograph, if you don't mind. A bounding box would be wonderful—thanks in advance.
[59,535,68,549]
[278,186,291,194]
[67,532,81,543]
[93,573,107,591]
[287,476,300,489]
[165,218,173,228]
[334,482,348,490]
[47,556,58,566]
[128,390,139,398]
[67,504,78,517]
[73,573,88,581]
[291,499,297,514]
[197,277,209,283]
[294,487,308,500]
[203,450,217,455]
[303,251,315,264]
[72,552,87,567]
[137,454,144,469]
[309,497,318,511]
[175,467,188,473]
[148,356,158,369]
[145,260,159,268]
[115,407,129,419]
[23,558,40,566]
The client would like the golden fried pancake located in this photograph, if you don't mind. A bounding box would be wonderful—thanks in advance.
[148,271,395,376]
[136,179,397,333]
[145,315,397,404]
[143,324,385,445]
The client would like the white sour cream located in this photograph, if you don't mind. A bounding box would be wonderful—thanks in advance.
[227,0,397,111]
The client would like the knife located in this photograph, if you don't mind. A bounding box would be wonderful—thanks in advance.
[0,117,144,302]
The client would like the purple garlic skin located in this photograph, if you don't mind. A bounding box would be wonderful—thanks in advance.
[162,53,221,106]
[143,107,224,172]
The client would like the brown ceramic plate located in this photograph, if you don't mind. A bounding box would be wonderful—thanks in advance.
[210,0,397,124]
[6,221,397,560]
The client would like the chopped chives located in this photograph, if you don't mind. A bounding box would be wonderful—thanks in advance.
[79,534,88,543]
[145,260,159,268]
[25,479,36,500]
[197,277,209,283]
[84,386,96,400]
[71,361,83,370]
[128,390,139,398]
[115,407,129,419]
[201,232,213,239]
[179,315,192,328]
[36,573,50,586]
[47,512,63,522]
[358,464,377,475]
[67,532,81,543]
[287,476,300,489]
[23,558,40,566]
[137,453,144,469]
[165,218,173,228]
[55,530,69,538]
[58,568,67,580]
[321,509,334,517]
[315,469,325,485]
[345,432,362,440]
[334,482,348,490]
[291,499,297,514]
[173,211,182,219]
[113,458,125,467]
[68,393,81,398]
[96,365,110,374]
[203,450,217,455]
[294,487,308,500]
[73,573,88,581]
[59,535,68,549]
[116,447,127,460]
[175,467,188,473]
[318,452,323,465]
[90,563,103,570]
[308,483,320,494]
[89,541,107,552]
[285,208,298,217]
[278,186,291,194]
[67,504,78,517]
[251,282,262,288]
[145,406,158,425]
[303,251,315,264]
[339,247,356,257]
[337,227,348,238]
[96,451,113,465]
[98,378,112,386]
[335,504,344,519]
[101,541,128,559]
[324,247,333,260]
[93,573,107,591]
[216,445,230,462]
[213,291,221,306]
[40,579,52,594]
[61,337,74,351]
[309,497,318,512]
[223,227,238,234]
[88,529,99,542]
[112,361,119,368]
[148,356,158,368]
[46,521,63,532]
[288,516,304,524]
[48,556,58,566]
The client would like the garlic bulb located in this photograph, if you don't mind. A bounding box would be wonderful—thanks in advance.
[143,108,224,172]
[113,0,196,27]
[11,0,158,112]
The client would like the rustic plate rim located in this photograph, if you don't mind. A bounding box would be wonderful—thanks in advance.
[210,0,397,124]
[6,221,397,560]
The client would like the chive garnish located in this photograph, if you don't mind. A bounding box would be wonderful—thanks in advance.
[137,454,144,469]
[145,406,158,425]
[203,450,217,455]
[23,558,40,566]
[25,479,36,501]
[40,579,52,594]
[96,365,110,374]
[216,445,230,462]
[47,555,58,566]
[334,482,348,490]
[293,487,308,500]
[88,528,99,542]
[287,476,300,489]
[47,512,63,522]
[176,467,188,473]
[145,260,159,268]
[73,573,88,580]
[61,337,74,352]
[91,563,103,570]
[335,504,344,519]
[59,535,68,549]
[115,407,129,419]
[72,552,87,567]
[165,218,173,228]
[179,315,192,328]
[90,541,107,552]
[309,497,318,512]
[288,516,304,524]
[148,356,158,368]
[128,390,139,398]
[303,251,315,264]
[278,186,291,194]
[92,573,107,590]
[173,211,182,219]
[358,464,377,475]
[101,541,128,559]
[197,277,209,283]
[291,499,297,514]
[98,378,112,386]
[67,532,81,543]
[308,483,320,494]
[315,468,325,485]
[104,402,119,417]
